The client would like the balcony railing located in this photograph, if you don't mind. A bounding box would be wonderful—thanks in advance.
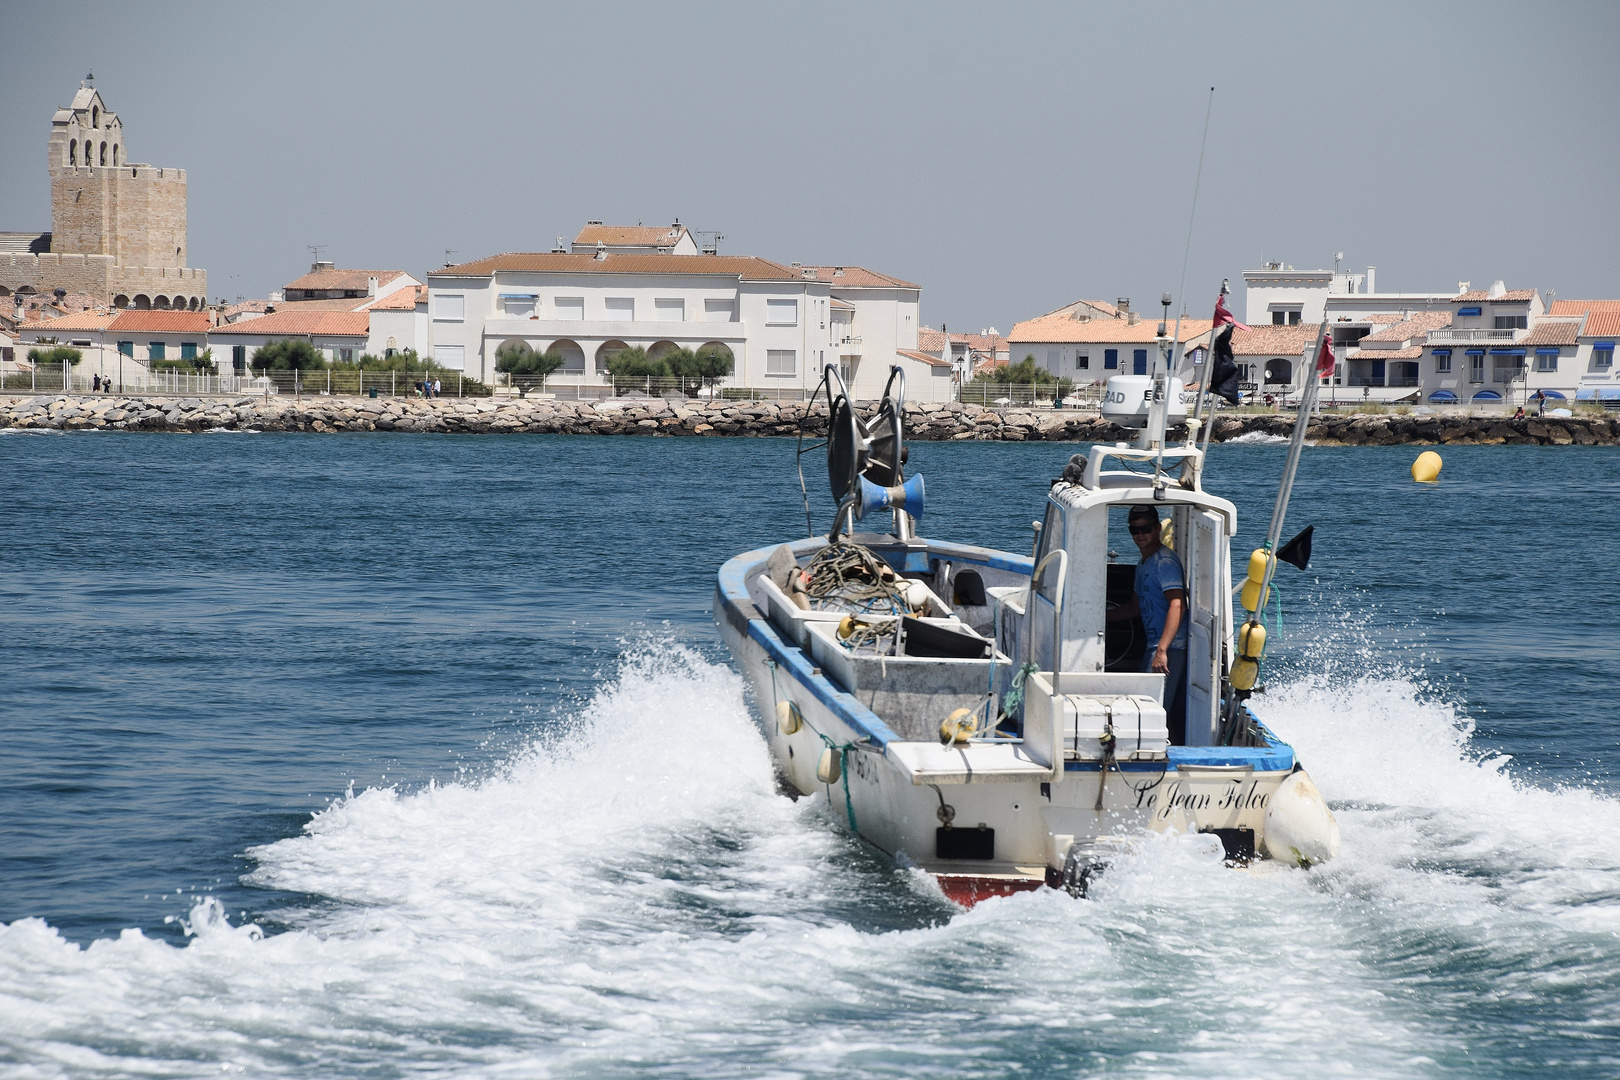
[1427,328,1519,343]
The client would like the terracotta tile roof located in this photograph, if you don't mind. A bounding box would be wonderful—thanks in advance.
[1549,299,1620,316]
[1454,289,1536,303]
[19,311,118,332]
[432,252,802,281]
[797,265,921,289]
[269,297,375,312]
[1585,312,1620,338]
[1361,311,1452,343]
[364,285,426,311]
[917,327,947,353]
[1520,320,1580,346]
[108,310,213,333]
[1040,298,1122,320]
[829,297,856,311]
[1354,345,1423,360]
[919,327,1003,354]
[897,349,953,369]
[1228,324,1317,357]
[219,299,272,320]
[210,309,371,337]
[573,224,689,247]
[283,269,411,293]
[1009,312,1211,345]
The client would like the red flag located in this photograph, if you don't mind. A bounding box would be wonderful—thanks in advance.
[1212,293,1250,331]
[1314,333,1336,377]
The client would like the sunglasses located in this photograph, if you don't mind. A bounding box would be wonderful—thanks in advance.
[1128,524,1158,535]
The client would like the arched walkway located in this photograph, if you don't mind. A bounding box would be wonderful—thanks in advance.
[1264,358,1292,384]
[133,294,151,309]
[595,339,629,374]
[647,340,679,363]
[153,295,171,310]
[113,294,129,308]
[549,339,585,372]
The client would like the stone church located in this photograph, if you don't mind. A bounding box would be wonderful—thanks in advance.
[0,78,207,311]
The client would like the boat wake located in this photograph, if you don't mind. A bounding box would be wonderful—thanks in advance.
[4,640,1620,1077]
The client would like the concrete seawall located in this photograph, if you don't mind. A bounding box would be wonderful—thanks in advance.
[3,394,1616,446]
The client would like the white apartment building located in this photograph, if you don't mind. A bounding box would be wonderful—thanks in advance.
[1238,263,1614,407]
[424,250,926,399]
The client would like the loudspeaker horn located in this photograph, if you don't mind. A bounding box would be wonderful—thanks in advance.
[855,473,925,521]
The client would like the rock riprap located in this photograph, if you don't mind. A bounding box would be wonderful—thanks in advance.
[1,394,1613,445]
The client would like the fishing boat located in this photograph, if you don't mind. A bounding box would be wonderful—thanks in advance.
[714,312,1340,906]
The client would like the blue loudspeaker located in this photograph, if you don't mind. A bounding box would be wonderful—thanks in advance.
[856,473,925,521]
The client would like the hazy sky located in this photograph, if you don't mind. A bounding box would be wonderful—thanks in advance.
[4,1,1616,331]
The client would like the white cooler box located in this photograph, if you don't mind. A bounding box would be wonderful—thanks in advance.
[1054,693,1168,761]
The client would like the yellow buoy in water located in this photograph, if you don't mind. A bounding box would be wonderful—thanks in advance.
[1412,450,1442,483]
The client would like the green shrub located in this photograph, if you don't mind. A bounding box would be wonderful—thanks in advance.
[27,345,82,366]
[252,340,325,371]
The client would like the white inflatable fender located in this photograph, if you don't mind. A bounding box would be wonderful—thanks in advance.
[1262,768,1340,867]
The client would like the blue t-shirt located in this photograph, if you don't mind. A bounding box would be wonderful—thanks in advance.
[1135,546,1188,651]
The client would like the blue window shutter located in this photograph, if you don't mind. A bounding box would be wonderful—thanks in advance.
[1133,349,1148,375]
[1105,349,1118,369]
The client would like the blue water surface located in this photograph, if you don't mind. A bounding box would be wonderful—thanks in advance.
[2,427,1618,1079]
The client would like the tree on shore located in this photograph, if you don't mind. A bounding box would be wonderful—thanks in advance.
[494,340,567,386]
[252,340,325,371]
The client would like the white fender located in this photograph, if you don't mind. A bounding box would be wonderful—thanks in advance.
[1262,769,1340,866]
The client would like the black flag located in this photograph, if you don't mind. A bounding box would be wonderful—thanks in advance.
[1210,325,1242,405]
[1276,525,1313,570]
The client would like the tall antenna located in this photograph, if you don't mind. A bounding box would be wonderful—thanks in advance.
[1169,87,1216,411]
[443,249,458,268]
[307,243,327,264]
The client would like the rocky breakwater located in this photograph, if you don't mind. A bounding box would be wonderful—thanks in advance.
[2,394,1615,445]
[0,394,1146,440]
[1212,412,1618,446]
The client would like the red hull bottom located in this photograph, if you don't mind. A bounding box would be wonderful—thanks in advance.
[935,872,1053,908]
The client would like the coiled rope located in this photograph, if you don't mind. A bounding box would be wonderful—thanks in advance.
[802,541,912,616]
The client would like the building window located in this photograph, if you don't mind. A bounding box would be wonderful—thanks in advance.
[1076,353,1089,370]
[434,344,466,370]
[1596,348,1615,370]
[1535,354,1557,372]
[1133,349,1148,375]
[149,342,166,360]
[340,348,354,363]
[766,299,798,326]
[766,349,797,376]
[69,139,76,166]
[180,342,197,360]
[1435,353,1451,373]
[605,297,634,321]
[232,345,246,372]
[1494,314,1528,330]
[555,297,584,321]
[501,295,536,317]
[1104,349,1118,370]
[434,294,465,321]
[1470,356,1484,382]
[654,299,685,322]
[1272,311,1285,325]
[1289,311,1301,325]
[705,299,735,322]
[118,341,134,357]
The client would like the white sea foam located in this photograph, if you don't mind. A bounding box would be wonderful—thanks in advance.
[1222,430,1290,445]
[4,642,1620,1077]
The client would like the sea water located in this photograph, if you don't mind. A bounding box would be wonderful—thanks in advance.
[2,428,1618,1078]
